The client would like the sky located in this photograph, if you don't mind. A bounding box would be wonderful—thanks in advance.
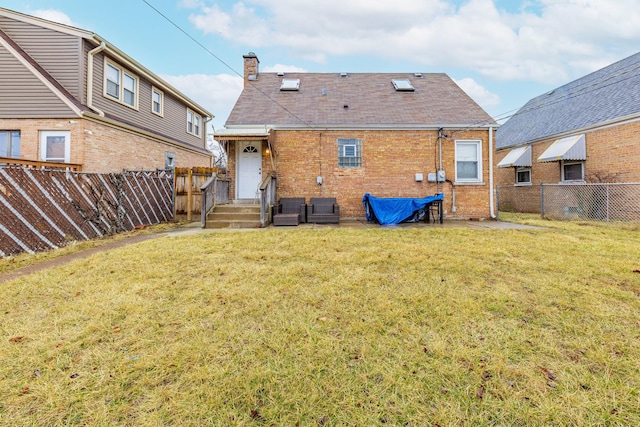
[4,0,640,133]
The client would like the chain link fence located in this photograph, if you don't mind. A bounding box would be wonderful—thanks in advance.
[497,183,640,223]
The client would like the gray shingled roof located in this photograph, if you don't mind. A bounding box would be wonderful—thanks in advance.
[496,52,640,149]
[225,72,495,128]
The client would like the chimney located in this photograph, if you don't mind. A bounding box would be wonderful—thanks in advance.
[243,52,259,86]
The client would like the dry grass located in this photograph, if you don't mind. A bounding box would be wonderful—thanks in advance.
[2,218,640,425]
[0,221,184,275]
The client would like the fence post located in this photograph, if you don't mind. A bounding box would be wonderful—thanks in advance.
[539,183,544,217]
[186,168,192,222]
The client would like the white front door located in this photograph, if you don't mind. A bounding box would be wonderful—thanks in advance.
[237,142,262,199]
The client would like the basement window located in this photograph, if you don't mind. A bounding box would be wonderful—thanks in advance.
[392,79,415,91]
[280,78,300,91]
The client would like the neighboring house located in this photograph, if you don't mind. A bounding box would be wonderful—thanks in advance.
[496,52,640,191]
[214,53,497,220]
[0,7,212,173]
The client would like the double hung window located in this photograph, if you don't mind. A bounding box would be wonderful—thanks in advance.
[105,60,138,109]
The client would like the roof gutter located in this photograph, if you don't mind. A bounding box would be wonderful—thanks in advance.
[87,41,106,116]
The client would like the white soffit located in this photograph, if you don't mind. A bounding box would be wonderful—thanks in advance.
[497,146,532,168]
[537,134,586,163]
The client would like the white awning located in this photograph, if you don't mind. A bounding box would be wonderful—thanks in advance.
[497,146,531,168]
[537,134,586,163]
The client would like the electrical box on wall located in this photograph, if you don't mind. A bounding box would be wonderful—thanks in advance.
[427,170,446,182]
[415,173,423,182]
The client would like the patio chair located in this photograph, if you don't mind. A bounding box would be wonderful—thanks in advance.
[306,197,340,224]
[272,197,306,226]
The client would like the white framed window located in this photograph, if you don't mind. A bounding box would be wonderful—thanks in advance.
[516,167,531,185]
[455,140,482,182]
[562,161,584,182]
[40,131,71,163]
[187,109,201,137]
[104,59,138,109]
[0,130,21,158]
[338,138,362,168]
[152,87,164,116]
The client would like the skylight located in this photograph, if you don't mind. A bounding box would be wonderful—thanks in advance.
[391,79,415,91]
[280,78,300,91]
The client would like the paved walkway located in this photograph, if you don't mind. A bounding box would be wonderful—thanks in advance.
[1,219,542,284]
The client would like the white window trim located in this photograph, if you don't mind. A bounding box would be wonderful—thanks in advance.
[104,58,139,110]
[454,139,483,184]
[561,160,585,182]
[515,167,532,186]
[40,130,71,163]
[187,109,201,137]
[152,87,164,117]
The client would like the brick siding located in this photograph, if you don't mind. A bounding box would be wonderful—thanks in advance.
[228,128,495,219]
[495,119,640,187]
[1,118,211,173]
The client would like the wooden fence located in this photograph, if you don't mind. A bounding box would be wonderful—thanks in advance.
[0,167,173,256]
[174,167,219,221]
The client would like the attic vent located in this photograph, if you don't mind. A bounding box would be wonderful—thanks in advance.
[392,79,415,91]
[280,78,300,91]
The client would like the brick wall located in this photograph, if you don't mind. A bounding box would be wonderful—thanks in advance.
[228,128,495,219]
[1,117,211,173]
[496,119,640,187]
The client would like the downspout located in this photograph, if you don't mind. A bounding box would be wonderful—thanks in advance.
[488,126,496,219]
[87,42,106,116]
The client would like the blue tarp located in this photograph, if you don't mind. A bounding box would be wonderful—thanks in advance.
[362,193,444,225]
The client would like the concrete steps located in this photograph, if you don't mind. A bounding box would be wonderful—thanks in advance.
[205,203,262,228]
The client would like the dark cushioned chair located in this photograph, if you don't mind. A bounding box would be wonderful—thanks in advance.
[306,197,340,224]
[272,197,306,226]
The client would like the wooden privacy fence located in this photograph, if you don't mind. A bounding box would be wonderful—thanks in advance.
[0,167,173,256]
[174,167,219,221]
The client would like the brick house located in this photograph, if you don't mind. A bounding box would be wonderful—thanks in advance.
[214,53,497,220]
[496,52,640,196]
[0,7,212,173]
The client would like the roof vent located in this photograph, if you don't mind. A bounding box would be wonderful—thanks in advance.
[340,72,348,78]
[280,78,300,91]
[277,71,285,76]
[414,73,423,77]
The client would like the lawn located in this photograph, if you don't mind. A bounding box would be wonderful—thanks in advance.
[1,215,640,426]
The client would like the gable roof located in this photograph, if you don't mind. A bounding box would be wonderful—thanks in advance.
[225,72,495,130]
[0,7,212,119]
[496,51,640,149]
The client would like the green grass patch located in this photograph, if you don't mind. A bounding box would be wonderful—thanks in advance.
[2,220,640,425]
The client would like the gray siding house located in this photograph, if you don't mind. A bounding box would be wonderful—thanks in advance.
[0,7,212,172]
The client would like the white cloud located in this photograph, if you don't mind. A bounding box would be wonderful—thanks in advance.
[453,77,501,109]
[31,9,80,27]
[188,0,640,84]
[262,64,307,73]
[161,73,244,130]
